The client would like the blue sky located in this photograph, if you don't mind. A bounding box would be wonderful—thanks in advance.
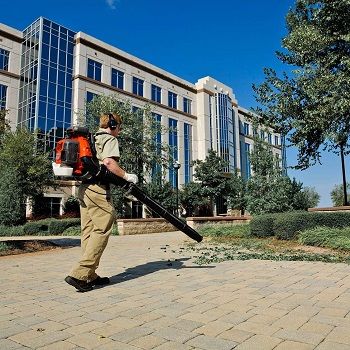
[1,0,346,206]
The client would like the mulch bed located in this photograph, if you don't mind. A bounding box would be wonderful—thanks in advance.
[0,240,61,256]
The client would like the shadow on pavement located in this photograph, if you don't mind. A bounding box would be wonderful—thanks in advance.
[108,258,214,286]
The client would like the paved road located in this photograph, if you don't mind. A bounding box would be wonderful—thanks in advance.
[1,232,350,350]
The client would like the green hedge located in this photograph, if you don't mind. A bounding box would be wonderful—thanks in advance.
[23,218,54,235]
[250,211,350,241]
[274,211,350,240]
[0,225,25,237]
[48,218,81,234]
[250,213,280,238]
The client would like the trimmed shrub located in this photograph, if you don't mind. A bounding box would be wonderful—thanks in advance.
[63,226,81,236]
[23,219,53,235]
[48,218,80,234]
[0,225,25,237]
[250,213,279,238]
[298,226,350,251]
[274,211,350,240]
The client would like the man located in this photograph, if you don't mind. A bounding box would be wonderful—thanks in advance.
[65,113,137,292]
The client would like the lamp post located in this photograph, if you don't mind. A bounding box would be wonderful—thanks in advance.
[173,161,181,216]
[339,139,348,206]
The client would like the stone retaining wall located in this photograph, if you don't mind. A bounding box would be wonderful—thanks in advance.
[186,216,251,229]
[117,218,177,235]
[308,206,350,212]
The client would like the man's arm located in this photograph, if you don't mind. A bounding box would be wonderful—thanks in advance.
[103,157,125,178]
[102,157,138,183]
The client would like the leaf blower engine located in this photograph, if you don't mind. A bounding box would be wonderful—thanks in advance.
[52,126,101,180]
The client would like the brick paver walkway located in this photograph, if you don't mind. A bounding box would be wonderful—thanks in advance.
[1,232,350,349]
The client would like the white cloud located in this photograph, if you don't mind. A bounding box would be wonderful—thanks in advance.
[106,0,118,10]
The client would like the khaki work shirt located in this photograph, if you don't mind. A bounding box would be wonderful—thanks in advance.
[94,128,120,163]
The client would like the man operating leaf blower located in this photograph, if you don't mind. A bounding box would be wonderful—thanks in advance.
[64,112,138,292]
[53,112,202,292]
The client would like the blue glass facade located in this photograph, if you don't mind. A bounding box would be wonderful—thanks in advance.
[17,18,75,151]
[0,48,9,70]
[0,84,7,109]
[184,123,192,184]
[151,113,162,178]
[216,93,235,172]
[168,118,178,187]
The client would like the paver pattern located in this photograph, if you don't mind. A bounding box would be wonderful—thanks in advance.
[1,232,350,349]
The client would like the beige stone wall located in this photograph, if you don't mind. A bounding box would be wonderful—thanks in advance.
[186,216,251,230]
[117,218,177,235]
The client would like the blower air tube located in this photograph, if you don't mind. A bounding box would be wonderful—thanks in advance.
[82,157,203,243]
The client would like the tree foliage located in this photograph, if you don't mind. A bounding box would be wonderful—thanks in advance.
[83,94,171,182]
[0,128,54,225]
[253,0,350,169]
[331,183,350,207]
[245,127,308,215]
[302,186,320,208]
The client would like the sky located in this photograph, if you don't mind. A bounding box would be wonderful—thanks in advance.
[1,0,347,207]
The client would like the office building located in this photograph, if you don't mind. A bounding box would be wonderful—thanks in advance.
[0,17,285,216]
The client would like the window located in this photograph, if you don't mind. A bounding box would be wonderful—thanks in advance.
[87,58,102,81]
[260,130,265,140]
[184,123,192,183]
[243,122,250,136]
[168,91,177,109]
[152,113,162,178]
[168,118,178,187]
[151,84,161,103]
[86,91,98,103]
[244,143,251,179]
[132,77,144,96]
[111,68,124,89]
[268,133,272,144]
[274,135,279,146]
[0,49,9,71]
[0,84,7,109]
[183,97,191,114]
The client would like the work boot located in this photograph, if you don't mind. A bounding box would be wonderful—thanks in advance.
[89,276,110,286]
[65,276,93,292]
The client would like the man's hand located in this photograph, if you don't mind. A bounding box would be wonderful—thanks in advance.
[123,172,138,184]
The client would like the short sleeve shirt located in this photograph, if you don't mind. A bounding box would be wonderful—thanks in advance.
[94,128,120,163]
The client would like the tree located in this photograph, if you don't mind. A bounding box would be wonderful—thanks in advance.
[245,125,308,215]
[83,94,171,182]
[180,182,210,217]
[302,186,320,208]
[253,0,350,168]
[192,149,230,215]
[141,175,176,217]
[0,128,54,225]
[331,183,350,207]
[226,170,247,215]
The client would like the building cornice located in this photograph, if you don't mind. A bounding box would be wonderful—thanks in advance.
[0,69,20,79]
[196,88,215,96]
[73,74,197,120]
[0,29,22,43]
[75,37,197,94]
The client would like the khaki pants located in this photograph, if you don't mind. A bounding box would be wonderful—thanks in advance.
[69,184,115,281]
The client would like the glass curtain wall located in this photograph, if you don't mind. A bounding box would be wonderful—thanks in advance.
[168,118,178,187]
[18,18,75,151]
[183,123,192,183]
[215,93,235,172]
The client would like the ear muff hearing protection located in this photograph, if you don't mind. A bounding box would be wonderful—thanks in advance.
[107,113,118,130]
